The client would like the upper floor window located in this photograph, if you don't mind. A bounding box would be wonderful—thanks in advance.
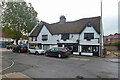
[84,33,94,40]
[42,35,48,41]
[61,33,69,41]
[31,37,33,41]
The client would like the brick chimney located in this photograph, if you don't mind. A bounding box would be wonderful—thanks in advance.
[59,15,66,24]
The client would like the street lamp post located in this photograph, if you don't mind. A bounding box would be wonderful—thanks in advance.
[100,0,103,56]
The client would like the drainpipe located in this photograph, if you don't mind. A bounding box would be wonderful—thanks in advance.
[78,33,80,55]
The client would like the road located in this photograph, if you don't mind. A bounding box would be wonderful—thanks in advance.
[1,50,119,79]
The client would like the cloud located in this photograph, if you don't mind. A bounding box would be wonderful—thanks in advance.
[103,16,118,35]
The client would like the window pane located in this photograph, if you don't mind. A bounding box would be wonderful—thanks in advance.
[43,45,50,50]
[84,33,87,39]
[35,37,37,41]
[84,33,94,39]
[61,33,69,40]
[82,46,92,53]
[42,35,48,40]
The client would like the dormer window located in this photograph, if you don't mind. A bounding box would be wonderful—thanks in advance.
[42,35,48,41]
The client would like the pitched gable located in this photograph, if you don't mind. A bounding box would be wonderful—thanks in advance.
[80,21,100,34]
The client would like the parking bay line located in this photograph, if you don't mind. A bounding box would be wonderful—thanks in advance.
[0,60,15,72]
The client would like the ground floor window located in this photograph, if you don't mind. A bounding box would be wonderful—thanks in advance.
[43,45,50,50]
[58,44,62,47]
[82,46,92,53]
[38,44,42,49]
[58,43,78,52]
[73,44,78,52]
[82,46,99,52]
[82,45,99,56]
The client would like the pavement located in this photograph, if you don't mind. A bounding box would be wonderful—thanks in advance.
[2,72,32,78]
[70,54,120,63]
[0,48,11,51]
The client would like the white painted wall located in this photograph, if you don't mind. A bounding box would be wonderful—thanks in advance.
[30,25,81,44]
[59,34,79,43]
[37,25,58,44]
[29,37,32,42]
[29,24,101,55]
[30,25,100,45]
[80,26,100,45]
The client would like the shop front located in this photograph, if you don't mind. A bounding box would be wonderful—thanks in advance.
[57,43,79,54]
[81,45,99,56]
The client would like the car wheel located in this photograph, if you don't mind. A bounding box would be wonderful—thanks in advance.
[28,50,30,54]
[35,51,39,55]
[12,49,15,52]
[18,50,21,53]
[45,53,48,56]
[58,54,62,58]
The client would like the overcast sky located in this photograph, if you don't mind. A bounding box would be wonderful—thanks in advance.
[24,0,119,36]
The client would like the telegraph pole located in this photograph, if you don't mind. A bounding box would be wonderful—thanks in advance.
[100,0,103,56]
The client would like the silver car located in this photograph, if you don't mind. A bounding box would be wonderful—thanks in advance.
[28,47,45,55]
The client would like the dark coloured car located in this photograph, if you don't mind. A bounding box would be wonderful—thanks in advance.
[45,47,71,58]
[6,45,13,50]
[12,45,18,52]
[12,45,28,53]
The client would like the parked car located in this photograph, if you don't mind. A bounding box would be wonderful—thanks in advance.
[12,45,28,53]
[45,47,71,58]
[28,47,45,55]
[12,45,18,52]
[6,45,13,50]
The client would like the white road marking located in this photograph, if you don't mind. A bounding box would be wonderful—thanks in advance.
[0,60,15,72]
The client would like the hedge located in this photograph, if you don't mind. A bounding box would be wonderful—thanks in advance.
[104,42,120,50]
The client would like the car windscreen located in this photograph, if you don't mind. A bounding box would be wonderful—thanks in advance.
[21,45,27,48]
[35,47,40,50]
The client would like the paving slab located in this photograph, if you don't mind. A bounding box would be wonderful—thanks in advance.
[2,72,33,80]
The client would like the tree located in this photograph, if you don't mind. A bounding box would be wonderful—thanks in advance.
[1,1,39,44]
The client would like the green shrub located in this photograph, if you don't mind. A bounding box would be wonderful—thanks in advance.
[118,42,120,50]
